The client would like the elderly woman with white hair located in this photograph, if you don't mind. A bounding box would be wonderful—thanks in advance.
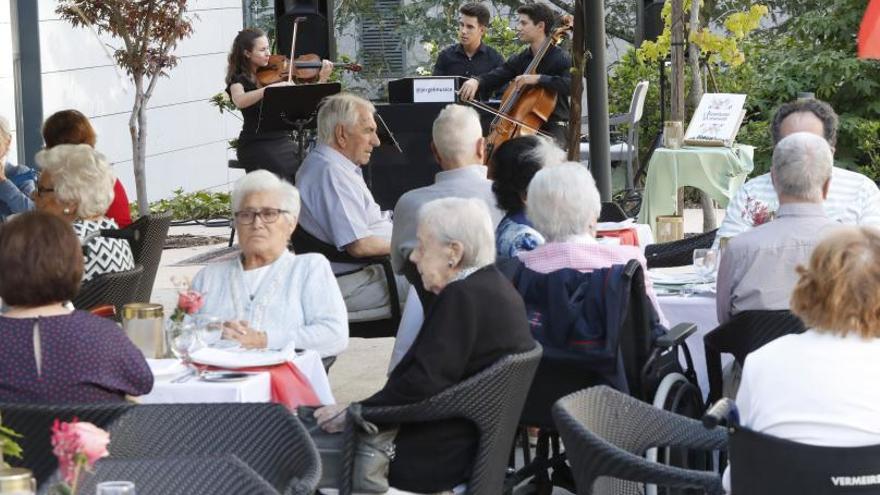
[519,162,667,325]
[315,197,535,493]
[0,114,36,220]
[191,170,348,356]
[34,144,134,282]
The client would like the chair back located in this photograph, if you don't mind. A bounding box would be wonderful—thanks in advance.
[290,225,353,262]
[703,310,806,403]
[0,402,134,487]
[645,229,717,269]
[79,455,279,495]
[107,402,320,494]
[345,345,542,495]
[629,81,650,126]
[553,386,726,495]
[72,264,145,313]
[125,211,172,302]
[599,202,628,222]
[729,426,880,495]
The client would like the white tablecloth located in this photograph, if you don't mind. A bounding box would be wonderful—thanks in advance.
[656,294,732,399]
[141,350,335,405]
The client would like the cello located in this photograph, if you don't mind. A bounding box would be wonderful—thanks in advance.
[467,16,573,174]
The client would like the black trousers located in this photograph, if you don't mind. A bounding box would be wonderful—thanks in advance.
[236,133,299,182]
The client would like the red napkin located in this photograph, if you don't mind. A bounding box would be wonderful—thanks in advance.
[206,361,321,410]
[597,227,640,247]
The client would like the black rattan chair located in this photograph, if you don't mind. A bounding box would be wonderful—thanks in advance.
[122,210,172,302]
[645,229,717,268]
[72,264,145,313]
[599,201,629,222]
[106,403,320,495]
[79,455,279,495]
[337,345,543,495]
[290,225,402,338]
[554,386,727,495]
[703,310,806,403]
[0,402,134,487]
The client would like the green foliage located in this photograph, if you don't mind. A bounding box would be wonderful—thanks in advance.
[1,419,23,465]
[131,188,231,221]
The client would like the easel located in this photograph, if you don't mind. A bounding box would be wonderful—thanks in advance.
[258,82,343,166]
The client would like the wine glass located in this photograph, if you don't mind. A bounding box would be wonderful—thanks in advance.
[195,315,223,347]
[693,248,720,282]
[166,322,201,365]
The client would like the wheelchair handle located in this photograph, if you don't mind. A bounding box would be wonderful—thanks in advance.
[702,398,738,429]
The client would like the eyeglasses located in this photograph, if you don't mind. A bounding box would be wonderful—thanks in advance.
[234,208,288,225]
[36,187,55,197]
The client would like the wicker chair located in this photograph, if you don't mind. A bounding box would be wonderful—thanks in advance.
[79,455,279,495]
[644,229,717,269]
[0,402,134,487]
[553,386,727,495]
[71,264,144,313]
[121,210,172,302]
[289,225,402,338]
[338,345,543,495]
[704,310,807,403]
[106,403,320,495]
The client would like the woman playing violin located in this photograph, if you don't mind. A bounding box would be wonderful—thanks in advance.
[225,28,332,180]
[458,4,571,147]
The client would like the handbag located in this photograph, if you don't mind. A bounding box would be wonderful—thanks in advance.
[298,403,398,493]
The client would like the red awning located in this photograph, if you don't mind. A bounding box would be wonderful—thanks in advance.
[859,0,880,59]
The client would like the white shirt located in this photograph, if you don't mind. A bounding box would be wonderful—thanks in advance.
[191,251,349,357]
[715,167,880,242]
[724,330,880,491]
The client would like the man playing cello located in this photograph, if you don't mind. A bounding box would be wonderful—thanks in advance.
[458,3,571,147]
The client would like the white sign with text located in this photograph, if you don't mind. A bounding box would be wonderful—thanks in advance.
[413,78,457,103]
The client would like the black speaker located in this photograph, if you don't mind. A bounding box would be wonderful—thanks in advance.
[274,0,335,59]
[643,1,665,43]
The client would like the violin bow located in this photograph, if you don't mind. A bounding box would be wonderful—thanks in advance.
[288,17,307,83]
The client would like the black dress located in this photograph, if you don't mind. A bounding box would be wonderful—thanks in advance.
[362,265,536,492]
[226,74,298,180]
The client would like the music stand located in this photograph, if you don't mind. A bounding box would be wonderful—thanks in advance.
[258,82,342,161]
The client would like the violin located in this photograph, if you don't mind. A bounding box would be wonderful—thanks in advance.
[467,16,573,175]
[256,17,362,86]
[256,54,362,85]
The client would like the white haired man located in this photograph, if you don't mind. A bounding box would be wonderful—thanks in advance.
[390,104,503,297]
[715,99,880,243]
[716,132,836,324]
[296,93,407,317]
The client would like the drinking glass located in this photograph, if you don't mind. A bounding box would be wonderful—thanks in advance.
[195,315,223,347]
[96,481,136,495]
[165,322,201,364]
[693,248,719,281]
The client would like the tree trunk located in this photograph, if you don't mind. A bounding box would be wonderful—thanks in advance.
[669,0,686,123]
[129,74,150,216]
[567,0,585,161]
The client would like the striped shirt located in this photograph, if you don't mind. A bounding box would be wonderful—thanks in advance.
[716,167,880,242]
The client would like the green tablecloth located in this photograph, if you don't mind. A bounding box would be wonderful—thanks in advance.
[637,145,755,234]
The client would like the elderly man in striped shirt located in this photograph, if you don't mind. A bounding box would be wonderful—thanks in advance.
[716,99,880,242]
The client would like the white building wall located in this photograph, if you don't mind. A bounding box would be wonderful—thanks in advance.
[1,0,247,203]
[0,0,17,165]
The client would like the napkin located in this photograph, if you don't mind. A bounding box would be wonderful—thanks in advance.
[190,342,299,368]
[597,218,635,231]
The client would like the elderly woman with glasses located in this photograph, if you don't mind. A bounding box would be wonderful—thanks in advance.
[315,197,535,493]
[190,170,348,356]
[34,144,135,282]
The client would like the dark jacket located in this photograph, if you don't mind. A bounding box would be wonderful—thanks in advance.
[363,265,535,492]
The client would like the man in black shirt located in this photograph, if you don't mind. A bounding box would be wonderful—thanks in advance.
[433,3,504,101]
[459,3,571,147]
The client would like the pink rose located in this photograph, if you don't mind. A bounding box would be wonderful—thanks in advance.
[51,419,110,485]
[177,290,205,315]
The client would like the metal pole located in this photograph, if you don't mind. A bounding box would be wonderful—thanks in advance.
[584,0,611,201]
[10,0,43,164]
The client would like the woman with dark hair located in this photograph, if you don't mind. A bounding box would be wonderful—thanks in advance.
[491,135,565,258]
[0,211,152,403]
[42,109,132,228]
[226,28,332,180]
